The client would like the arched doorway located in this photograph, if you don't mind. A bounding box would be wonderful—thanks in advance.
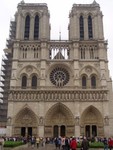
[85,125,97,137]
[53,125,66,137]
[60,125,66,137]
[53,125,58,137]
[80,105,104,138]
[45,103,74,137]
[13,106,38,137]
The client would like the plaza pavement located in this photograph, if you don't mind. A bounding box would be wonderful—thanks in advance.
[4,143,104,150]
[12,143,55,150]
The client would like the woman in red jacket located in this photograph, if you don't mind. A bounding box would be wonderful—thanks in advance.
[70,137,77,150]
[108,137,113,150]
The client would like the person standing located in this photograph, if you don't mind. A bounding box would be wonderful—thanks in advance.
[58,137,61,149]
[103,137,108,150]
[54,137,59,149]
[70,137,77,150]
[31,136,36,148]
[36,137,40,149]
[0,137,4,150]
[81,137,89,150]
[108,137,113,150]
[61,137,66,150]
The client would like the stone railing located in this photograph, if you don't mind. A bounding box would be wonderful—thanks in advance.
[8,89,108,102]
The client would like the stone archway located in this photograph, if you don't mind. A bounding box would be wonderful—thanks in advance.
[45,102,75,137]
[80,105,104,137]
[13,107,38,137]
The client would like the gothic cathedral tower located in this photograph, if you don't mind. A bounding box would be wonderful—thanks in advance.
[0,1,113,138]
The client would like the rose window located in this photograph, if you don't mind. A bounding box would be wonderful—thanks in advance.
[50,67,70,87]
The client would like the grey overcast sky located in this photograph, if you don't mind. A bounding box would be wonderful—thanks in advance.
[0,0,113,81]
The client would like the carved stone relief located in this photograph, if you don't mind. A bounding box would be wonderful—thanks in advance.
[85,66,92,74]
[39,116,44,125]
[75,116,80,126]
[26,66,33,73]
[104,116,109,126]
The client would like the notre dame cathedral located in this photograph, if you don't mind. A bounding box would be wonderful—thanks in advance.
[0,0,113,138]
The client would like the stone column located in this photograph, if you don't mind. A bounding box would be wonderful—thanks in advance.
[73,43,79,60]
[10,42,19,87]
[16,13,22,39]
[73,43,79,87]
[58,126,61,137]
[21,16,25,40]
[93,15,98,39]
[72,15,78,40]
[6,126,12,137]
[29,16,34,40]
[40,12,49,40]
[40,42,47,86]
[84,16,88,40]
[98,13,104,39]
[38,126,44,137]
[25,127,28,137]
[90,125,92,137]
[75,116,80,137]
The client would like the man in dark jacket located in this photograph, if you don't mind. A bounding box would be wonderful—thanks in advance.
[81,137,89,150]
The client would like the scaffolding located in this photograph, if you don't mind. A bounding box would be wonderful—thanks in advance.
[0,53,12,126]
[0,19,15,127]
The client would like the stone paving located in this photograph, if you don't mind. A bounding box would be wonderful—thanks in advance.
[12,143,56,150]
[4,143,104,150]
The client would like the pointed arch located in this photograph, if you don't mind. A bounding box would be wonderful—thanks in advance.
[14,106,38,127]
[90,74,97,89]
[24,15,30,39]
[45,103,75,137]
[81,105,103,124]
[34,15,39,39]
[80,105,104,137]
[45,102,74,125]
[19,65,40,77]
[21,74,27,89]
[31,74,38,89]
[88,15,93,39]
[13,106,38,136]
[79,15,84,39]
[81,74,88,89]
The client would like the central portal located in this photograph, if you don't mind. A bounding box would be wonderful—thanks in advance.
[45,103,75,137]
[53,125,66,137]
[85,125,97,137]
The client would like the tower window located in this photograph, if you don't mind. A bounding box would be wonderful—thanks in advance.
[22,48,27,59]
[82,76,87,89]
[34,15,39,40]
[80,47,85,59]
[24,15,30,39]
[31,75,37,89]
[34,48,38,58]
[91,76,96,88]
[89,46,94,59]
[88,16,93,39]
[79,16,84,39]
[21,76,27,89]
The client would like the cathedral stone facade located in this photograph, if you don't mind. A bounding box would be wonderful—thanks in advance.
[1,1,113,138]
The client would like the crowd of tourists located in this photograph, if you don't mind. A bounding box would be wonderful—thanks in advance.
[25,135,113,150]
[54,136,89,150]
[0,135,113,150]
[53,136,113,150]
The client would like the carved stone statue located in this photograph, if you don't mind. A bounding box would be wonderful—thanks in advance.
[39,116,44,125]
[104,116,109,126]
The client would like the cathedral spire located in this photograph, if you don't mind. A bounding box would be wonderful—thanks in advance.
[92,0,99,6]
[59,30,61,41]
[20,0,25,4]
